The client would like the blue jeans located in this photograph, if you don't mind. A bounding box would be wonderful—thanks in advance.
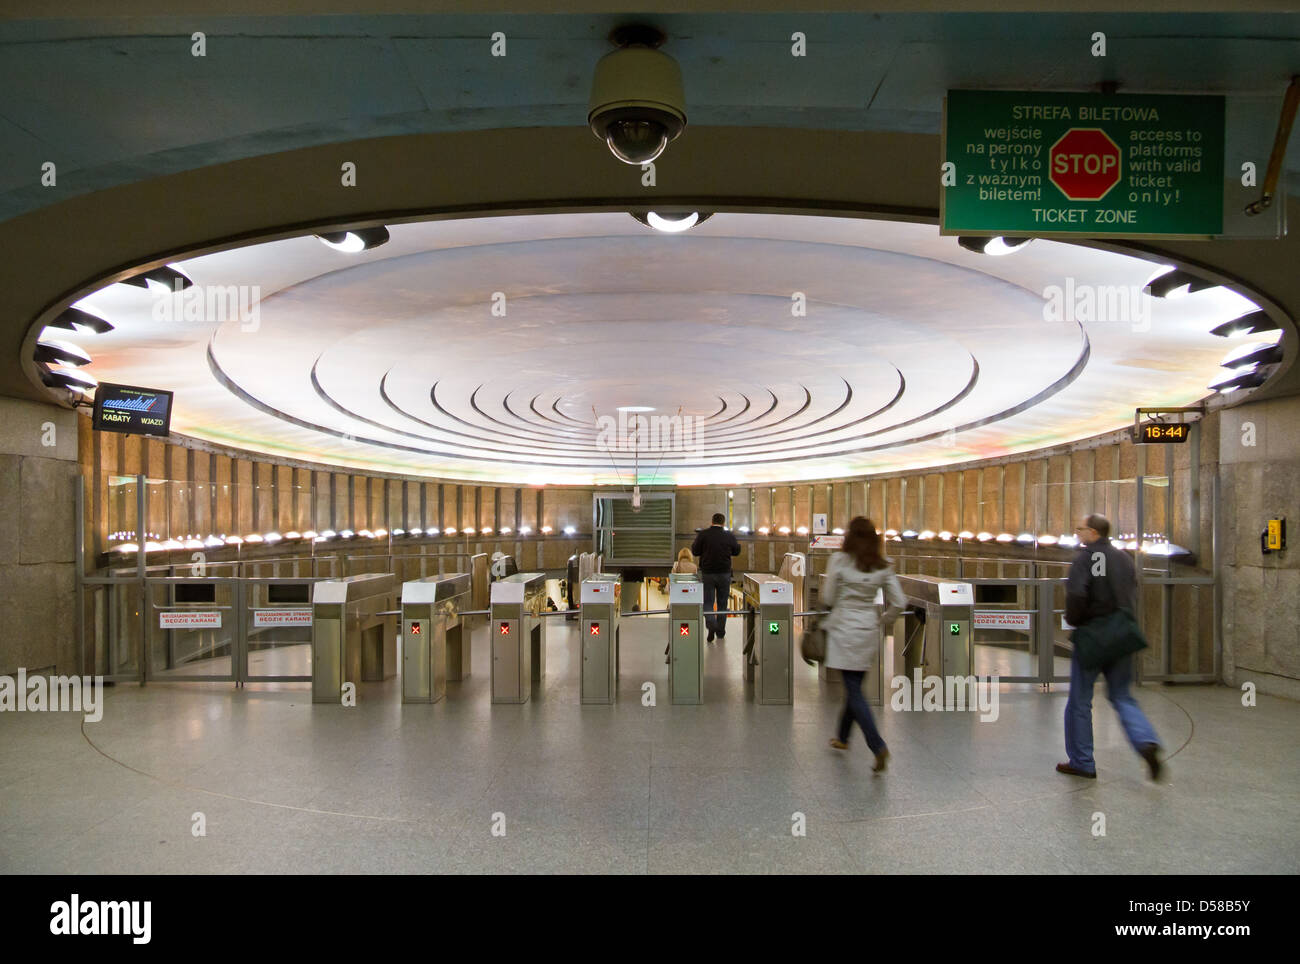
[1064,651,1160,773]
[701,571,730,635]
[838,670,886,754]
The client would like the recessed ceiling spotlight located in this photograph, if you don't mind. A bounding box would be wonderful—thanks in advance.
[119,264,193,291]
[957,236,1031,255]
[315,226,390,252]
[1143,266,1216,299]
[1210,310,1280,338]
[617,406,656,412]
[630,211,712,233]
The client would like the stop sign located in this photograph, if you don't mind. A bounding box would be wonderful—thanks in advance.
[1049,128,1122,201]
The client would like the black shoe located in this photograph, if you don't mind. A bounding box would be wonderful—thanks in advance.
[1055,762,1097,779]
[707,630,715,642]
[1139,744,1164,782]
[717,629,726,639]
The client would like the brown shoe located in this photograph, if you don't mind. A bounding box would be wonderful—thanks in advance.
[829,738,848,750]
[1056,762,1097,779]
[872,748,890,773]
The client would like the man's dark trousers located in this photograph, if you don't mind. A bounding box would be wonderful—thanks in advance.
[702,571,731,636]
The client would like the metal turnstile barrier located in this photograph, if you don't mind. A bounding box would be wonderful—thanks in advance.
[742,573,794,705]
[894,575,975,704]
[401,572,472,703]
[490,572,547,703]
[311,572,397,704]
[668,573,703,704]
[580,573,621,704]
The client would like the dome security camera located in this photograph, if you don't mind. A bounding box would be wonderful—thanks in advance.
[588,27,686,166]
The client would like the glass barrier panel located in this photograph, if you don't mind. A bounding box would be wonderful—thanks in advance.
[147,581,236,680]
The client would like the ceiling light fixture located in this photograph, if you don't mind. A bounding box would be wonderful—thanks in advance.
[1210,310,1280,338]
[119,264,193,291]
[40,367,97,392]
[34,338,92,367]
[48,305,114,335]
[315,226,390,252]
[1220,342,1284,370]
[1143,267,1216,299]
[1208,369,1268,393]
[957,236,1031,255]
[631,211,712,233]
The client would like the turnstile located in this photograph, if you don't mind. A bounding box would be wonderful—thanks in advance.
[311,573,397,704]
[668,573,703,704]
[400,572,471,703]
[895,575,975,699]
[490,572,547,703]
[742,573,794,705]
[579,573,621,704]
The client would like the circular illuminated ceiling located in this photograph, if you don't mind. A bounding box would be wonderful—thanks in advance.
[62,212,1266,484]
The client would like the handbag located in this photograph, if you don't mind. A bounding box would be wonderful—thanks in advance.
[1071,567,1148,671]
[801,619,827,665]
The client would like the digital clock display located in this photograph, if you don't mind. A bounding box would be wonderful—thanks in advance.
[1137,422,1190,443]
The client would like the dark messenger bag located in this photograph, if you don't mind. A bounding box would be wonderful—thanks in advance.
[1071,573,1148,671]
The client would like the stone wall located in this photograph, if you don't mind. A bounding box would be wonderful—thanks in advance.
[1218,395,1300,699]
[0,397,79,676]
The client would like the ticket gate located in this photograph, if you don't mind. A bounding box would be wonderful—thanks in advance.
[311,572,397,704]
[579,573,621,704]
[894,575,975,700]
[490,572,547,704]
[400,572,471,704]
[742,573,794,705]
[668,573,703,704]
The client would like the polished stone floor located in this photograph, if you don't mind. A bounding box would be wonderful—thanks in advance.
[2,614,1297,874]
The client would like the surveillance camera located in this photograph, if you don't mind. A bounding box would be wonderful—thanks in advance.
[589,36,686,166]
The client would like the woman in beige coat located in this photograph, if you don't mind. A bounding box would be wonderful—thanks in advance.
[822,517,906,771]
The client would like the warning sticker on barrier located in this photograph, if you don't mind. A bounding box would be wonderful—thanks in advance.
[159,611,221,629]
[973,610,1032,631]
[809,535,844,550]
[253,609,313,628]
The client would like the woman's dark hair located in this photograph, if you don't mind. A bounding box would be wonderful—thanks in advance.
[843,516,889,572]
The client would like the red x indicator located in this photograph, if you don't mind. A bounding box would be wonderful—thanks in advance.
[680,623,690,636]
[589,623,601,636]
[498,622,510,636]
[410,622,422,635]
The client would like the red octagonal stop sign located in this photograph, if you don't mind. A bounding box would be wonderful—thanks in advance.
[1049,128,1122,201]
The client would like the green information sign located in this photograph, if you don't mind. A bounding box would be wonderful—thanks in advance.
[942,90,1225,238]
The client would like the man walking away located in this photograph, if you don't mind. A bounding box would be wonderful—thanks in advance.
[1058,513,1163,781]
[691,512,741,642]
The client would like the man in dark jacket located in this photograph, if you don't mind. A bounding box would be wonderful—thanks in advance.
[1058,514,1163,781]
[691,513,741,642]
